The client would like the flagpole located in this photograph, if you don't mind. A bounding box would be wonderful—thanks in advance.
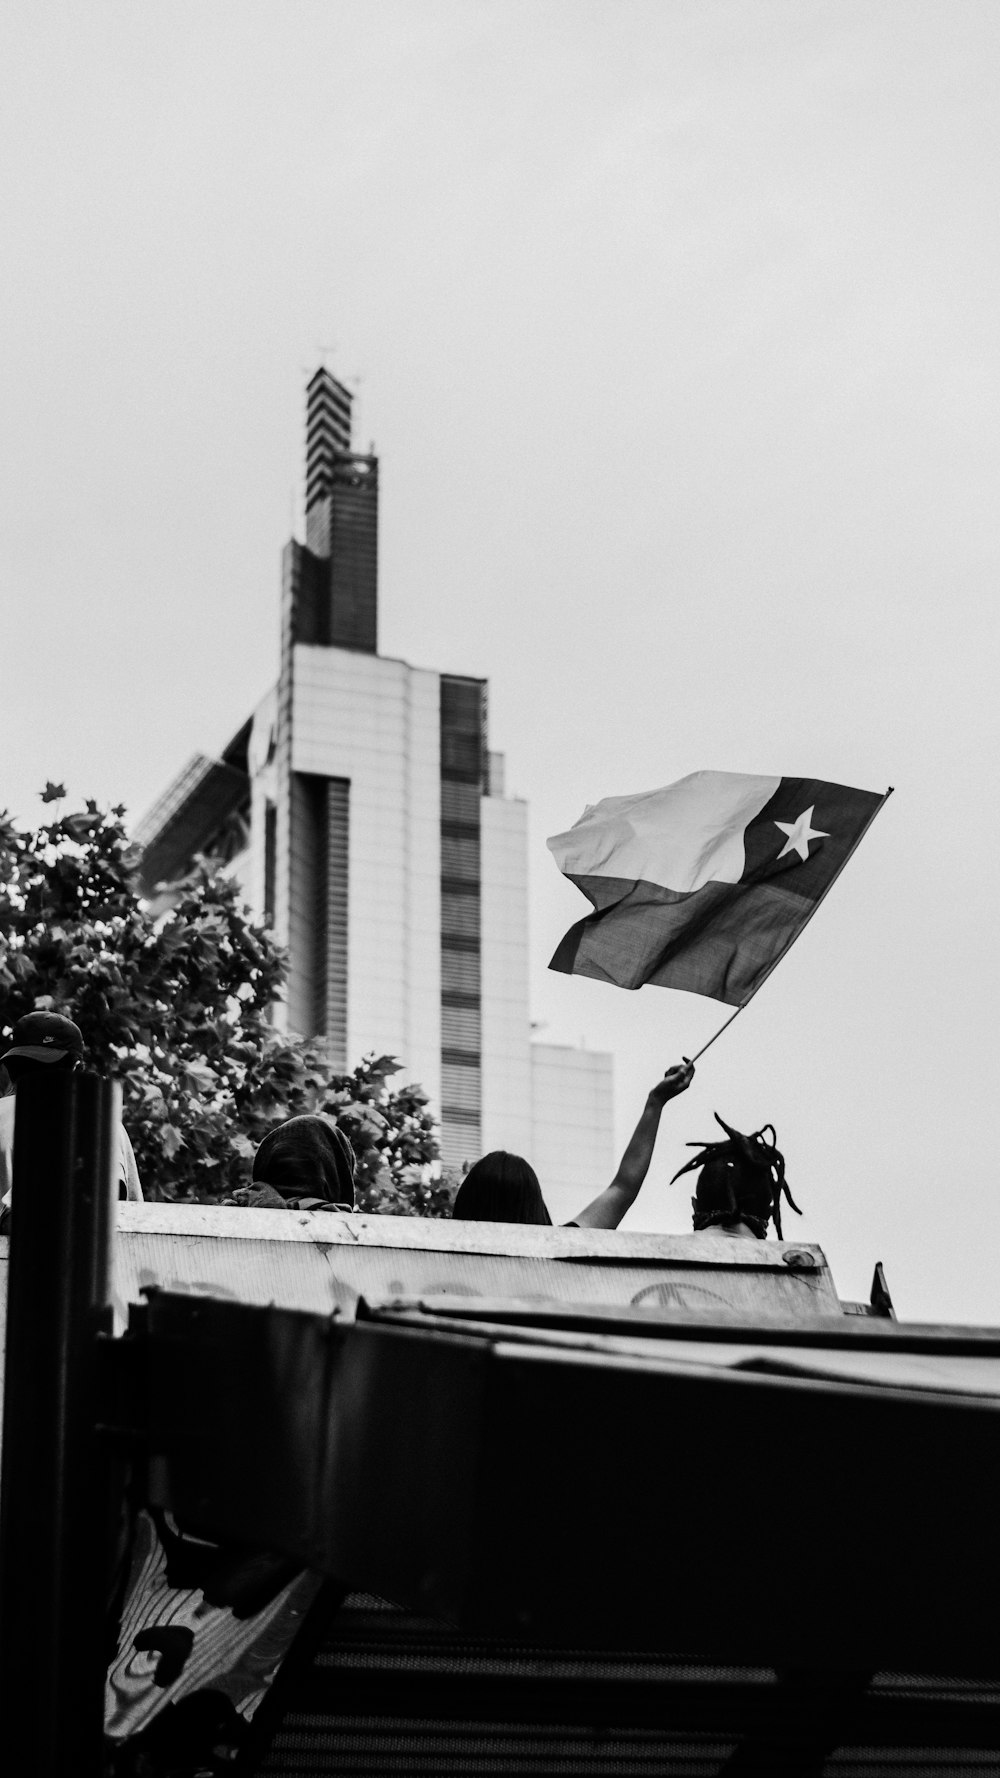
[687,786,894,1065]
[688,1003,744,1063]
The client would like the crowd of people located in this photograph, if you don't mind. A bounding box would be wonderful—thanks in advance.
[0,1010,798,1240]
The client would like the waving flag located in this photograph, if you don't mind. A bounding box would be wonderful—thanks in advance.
[548,772,888,1006]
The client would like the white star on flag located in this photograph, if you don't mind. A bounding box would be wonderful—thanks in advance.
[773,806,829,862]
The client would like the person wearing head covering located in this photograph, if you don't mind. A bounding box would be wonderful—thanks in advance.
[671,1114,798,1240]
[452,1058,695,1228]
[225,1113,357,1212]
[0,1011,143,1217]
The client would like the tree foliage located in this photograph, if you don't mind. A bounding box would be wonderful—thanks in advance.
[0,793,456,1213]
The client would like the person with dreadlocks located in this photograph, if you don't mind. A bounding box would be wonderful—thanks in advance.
[671,1114,800,1241]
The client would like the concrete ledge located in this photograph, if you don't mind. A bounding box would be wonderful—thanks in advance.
[115,1203,829,1270]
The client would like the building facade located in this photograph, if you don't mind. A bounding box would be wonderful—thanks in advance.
[135,371,613,1194]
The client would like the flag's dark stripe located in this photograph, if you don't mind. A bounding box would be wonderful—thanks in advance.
[559,873,695,915]
[549,919,586,973]
[550,877,824,1006]
[549,874,693,970]
[743,777,883,904]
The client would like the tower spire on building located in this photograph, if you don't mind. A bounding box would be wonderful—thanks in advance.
[297,369,379,654]
[305,367,354,514]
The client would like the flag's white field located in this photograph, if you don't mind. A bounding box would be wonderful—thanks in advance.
[548,771,781,893]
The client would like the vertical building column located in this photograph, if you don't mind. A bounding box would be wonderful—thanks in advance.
[439,676,487,1168]
[263,801,277,928]
[287,772,326,1038]
[275,537,329,986]
[286,772,349,1063]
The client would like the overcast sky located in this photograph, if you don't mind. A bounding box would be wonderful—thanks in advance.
[3,1,998,1321]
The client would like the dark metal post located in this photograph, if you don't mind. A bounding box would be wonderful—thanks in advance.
[0,1071,119,1776]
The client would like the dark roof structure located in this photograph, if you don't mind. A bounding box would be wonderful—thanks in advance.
[132,1262,1000,1776]
[133,720,252,896]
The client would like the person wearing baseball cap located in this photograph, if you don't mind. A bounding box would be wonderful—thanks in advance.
[0,1011,143,1211]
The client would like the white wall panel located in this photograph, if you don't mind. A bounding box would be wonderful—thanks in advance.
[480,797,532,1157]
[530,1042,616,1225]
[291,646,441,1107]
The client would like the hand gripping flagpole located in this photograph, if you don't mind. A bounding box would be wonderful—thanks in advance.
[687,786,894,1064]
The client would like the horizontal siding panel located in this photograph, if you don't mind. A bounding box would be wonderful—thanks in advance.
[440,677,483,1160]
[442,950,480,994]
[440,1123,481,1168]
[441,834,480,880]
[441,1004,480,1049]
[440,781,481,823]
[325,777,349,1068]
[264,1719,735,1774]
[442,933,478,956]
[441,733,483,782]
[442,989,480,1013]
[442,1048,481,1071]
[440,1105,480,1127]
[440,677,485,727]
[441,1063,481,1112]
[441,893,480,940]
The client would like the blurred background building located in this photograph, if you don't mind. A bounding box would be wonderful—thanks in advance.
[134,370,613,1204]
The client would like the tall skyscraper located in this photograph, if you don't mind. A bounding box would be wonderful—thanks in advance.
[136,372,613,1201]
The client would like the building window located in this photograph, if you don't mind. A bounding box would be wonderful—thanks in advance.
[288,773,349,1065]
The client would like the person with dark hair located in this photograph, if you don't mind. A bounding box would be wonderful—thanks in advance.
[0,1010,142,1213]
[452,1151,553,1226]
[671,1114,799,1240]
[453,1058,694,1229]
[224,1112,357,1212]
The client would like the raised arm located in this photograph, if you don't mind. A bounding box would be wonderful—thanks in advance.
[571,1059,694,1230]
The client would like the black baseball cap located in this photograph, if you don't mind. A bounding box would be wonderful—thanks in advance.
[1,1011,85,1064]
